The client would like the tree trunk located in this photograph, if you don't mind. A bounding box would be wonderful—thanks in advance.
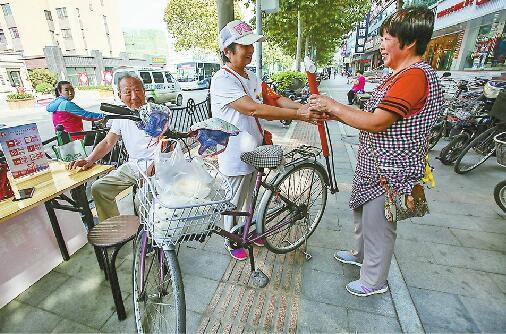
[397,0,403,10]
[217,0,234,31]
[304,36,309,59]
[295,11,303,71]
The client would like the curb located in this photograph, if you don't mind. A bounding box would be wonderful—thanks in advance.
[337,122,424,334]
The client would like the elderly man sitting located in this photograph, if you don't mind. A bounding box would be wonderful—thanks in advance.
[68,73,156,223]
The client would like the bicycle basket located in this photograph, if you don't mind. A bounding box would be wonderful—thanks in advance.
[494,132,506,167]
[136,158,232,246]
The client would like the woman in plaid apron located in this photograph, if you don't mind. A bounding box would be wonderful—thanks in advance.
[309,7,443,296]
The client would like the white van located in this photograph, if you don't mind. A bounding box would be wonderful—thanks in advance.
[112,67,183,106]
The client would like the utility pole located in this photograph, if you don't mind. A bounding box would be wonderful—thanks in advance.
[255,0,262,79]
[295,11,302,71]
[217,0,234,31]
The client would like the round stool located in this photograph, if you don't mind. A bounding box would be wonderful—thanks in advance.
[87,215,139,321]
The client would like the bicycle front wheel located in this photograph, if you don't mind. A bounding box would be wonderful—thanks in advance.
[258,162,328,254]
[454,127,496,174]
[133,233,186,334]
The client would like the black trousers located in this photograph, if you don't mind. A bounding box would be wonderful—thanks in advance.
[348,90,356,104]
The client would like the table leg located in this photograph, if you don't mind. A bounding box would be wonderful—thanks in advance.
[44,201,70,261]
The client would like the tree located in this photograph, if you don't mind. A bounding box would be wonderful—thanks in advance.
[164,0,243,54]
[262,0,370,66]
[28,68,57,88]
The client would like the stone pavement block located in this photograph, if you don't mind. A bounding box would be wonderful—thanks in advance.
[409,287,480,333]
[115,256,134,294]
[394,239,436,265]
[397,222,461,246]
[202,234,230,256]
[399,260,501,299]
[308,227,356,251]
[452,228,506,252]
[38,276,119,328]
[187,310,203,334]
[0,300,61,333]
[459,295,506,333]
[348,309,401,333]
[297,298,348,333]
[53,243,104,280]
[342,263,361,281]
[474,219,506,234]
[177,246,230,281]
[489,272,506,294]
[415,211,480,230]
[429,242,506,275]
[304,245,344,275]
[182,273,220,314]
[302,268,396,318]
[16,270,70,307]
[427,198,499,219]
[100,292,135,333]
[51,319,97,333]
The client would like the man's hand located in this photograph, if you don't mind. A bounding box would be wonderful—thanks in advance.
[296,104,328,124]
[308,94,339,117]
[67,158,94,171]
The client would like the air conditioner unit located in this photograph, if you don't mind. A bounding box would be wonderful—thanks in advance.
[261,0,279,13]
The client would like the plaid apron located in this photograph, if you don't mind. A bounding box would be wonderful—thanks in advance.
[350,61,444,209]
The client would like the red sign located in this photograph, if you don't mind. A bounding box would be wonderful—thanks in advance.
[78,72,89,86]
[437,0,493,18]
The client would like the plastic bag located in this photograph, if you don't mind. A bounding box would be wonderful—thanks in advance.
[53,140,87,162]
[154,141,214,206]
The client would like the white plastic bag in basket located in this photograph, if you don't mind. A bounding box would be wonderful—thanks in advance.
[155,141,214,206]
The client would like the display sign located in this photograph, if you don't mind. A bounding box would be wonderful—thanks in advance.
[355,13,370,54]
[103,70,113,85]
[437,0,498,18]
[0,123,49,178]
[78,72,89,86]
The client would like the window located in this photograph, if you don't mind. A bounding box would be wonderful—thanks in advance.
[1,4,11,16]
[0,29,6,44]
[56,7,67,19]
[44,10,52,21]
[76,8,80,17]
[9,27,19,39]
[164,72,173,83]
[139,72,152,84]
[61,29,71,39]
[152,72,164,83]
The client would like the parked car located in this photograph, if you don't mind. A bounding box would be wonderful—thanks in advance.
[112,67,183,106]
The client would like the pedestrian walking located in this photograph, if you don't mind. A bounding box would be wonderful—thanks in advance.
[347,70,366,105]
[308,7,443,297]
[46,81,104,140]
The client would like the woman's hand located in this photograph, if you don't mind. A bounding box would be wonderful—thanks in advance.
[296,104,328,124]
[308,94,339,116]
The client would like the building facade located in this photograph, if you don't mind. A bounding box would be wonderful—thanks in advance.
[0,0,126,57]
[426,0,506,70]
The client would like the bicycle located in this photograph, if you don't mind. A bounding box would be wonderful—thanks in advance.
[132,134,333,333]
[493,132,506,213]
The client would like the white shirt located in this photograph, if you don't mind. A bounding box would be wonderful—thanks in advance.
[210,66,264,176]
[109,119,157,167]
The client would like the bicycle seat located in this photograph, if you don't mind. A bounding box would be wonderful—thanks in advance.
[240,145,283,169]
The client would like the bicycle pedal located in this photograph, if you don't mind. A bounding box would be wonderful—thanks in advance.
[251,269,269,288]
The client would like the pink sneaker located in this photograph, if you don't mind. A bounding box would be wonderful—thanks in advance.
[229,247,248,261]
[251,231,264,247]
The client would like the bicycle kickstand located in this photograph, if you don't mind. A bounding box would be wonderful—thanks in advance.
[247,246,269,288]
[282,239,312,261]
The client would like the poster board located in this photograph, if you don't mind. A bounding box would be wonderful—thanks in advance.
[0,123,49,178]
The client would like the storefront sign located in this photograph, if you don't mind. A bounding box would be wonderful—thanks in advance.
[355,13,370,54]
[437,0,500,18]
[0,123,49,178]
[365,35,382,51]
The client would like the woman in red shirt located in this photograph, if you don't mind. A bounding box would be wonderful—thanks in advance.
[347,70,366,105]
[308,7,443,297]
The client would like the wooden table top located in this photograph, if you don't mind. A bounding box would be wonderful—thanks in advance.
[0,162,113,223]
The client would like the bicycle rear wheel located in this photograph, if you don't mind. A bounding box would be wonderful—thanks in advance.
[454,127,496,174]
[258,162,328,254]
[439,132,470,165]
[133,232,186,333]
[494,180,506,213]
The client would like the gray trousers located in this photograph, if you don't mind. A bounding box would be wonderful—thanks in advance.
[224,172,256,233]
[91,163,138,222]
[353,194,397,289]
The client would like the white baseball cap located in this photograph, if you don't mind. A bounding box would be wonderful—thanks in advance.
[219,20,266,51]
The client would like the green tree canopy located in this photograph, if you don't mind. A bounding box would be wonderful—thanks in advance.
[28,68,57,88]
[262,0,370,66]
[164,0,243,54]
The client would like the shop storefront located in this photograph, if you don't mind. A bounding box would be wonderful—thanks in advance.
[431,0,506,70]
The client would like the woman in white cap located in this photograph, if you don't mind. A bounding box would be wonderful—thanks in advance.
[210,20,321,260]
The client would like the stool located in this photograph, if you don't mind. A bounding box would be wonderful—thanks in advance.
[87,215,139,321]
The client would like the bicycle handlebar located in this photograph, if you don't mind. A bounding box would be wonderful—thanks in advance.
[100,103,136,116]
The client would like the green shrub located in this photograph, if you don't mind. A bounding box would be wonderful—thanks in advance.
[28,68,57,87]
[270,71,307,92]
[6,92,35,101]
[35,82,54,94]
[76,85,113,91]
